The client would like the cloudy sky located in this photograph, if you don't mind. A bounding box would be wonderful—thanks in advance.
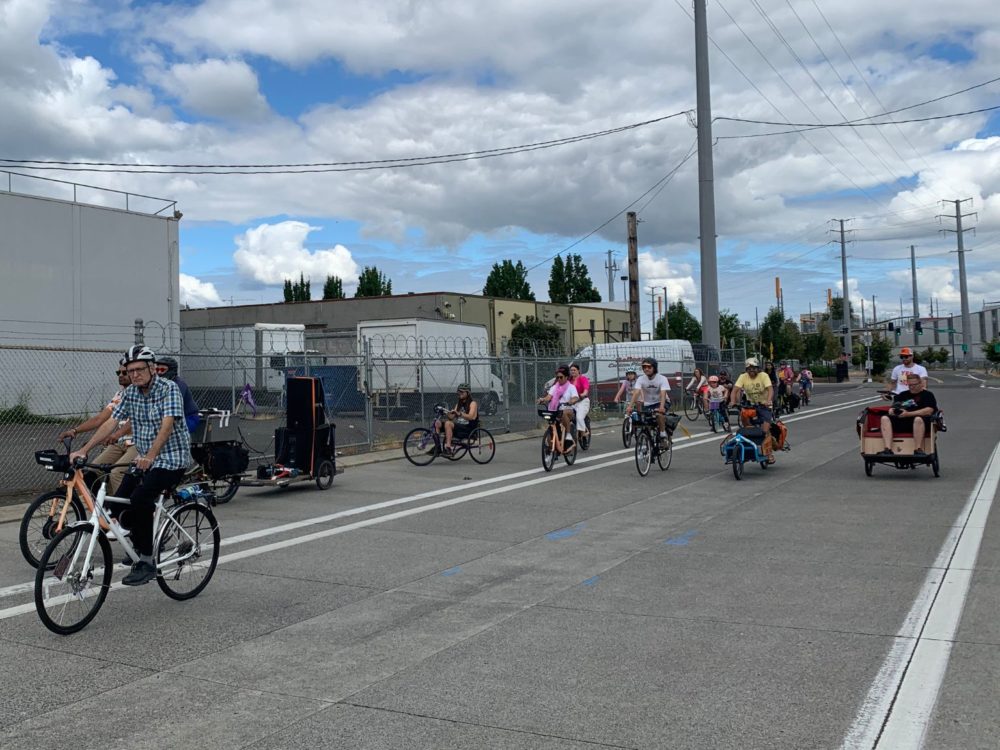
[3,0,999,335]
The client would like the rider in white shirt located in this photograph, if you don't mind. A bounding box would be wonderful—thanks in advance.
[626,357,672,443]
[889,347,929,395]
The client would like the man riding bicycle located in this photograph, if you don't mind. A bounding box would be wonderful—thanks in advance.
[626,357,672,446]
[72,345,192,586]
[730,357,776,464]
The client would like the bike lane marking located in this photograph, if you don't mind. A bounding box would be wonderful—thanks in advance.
[842,438,1000,750]
[0,395,880,609]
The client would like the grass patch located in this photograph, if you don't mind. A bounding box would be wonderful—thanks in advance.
[0,396,64,425]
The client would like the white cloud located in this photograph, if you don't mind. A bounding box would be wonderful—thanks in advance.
[179,272,223,307]
[233,221,361,288]
[154,58,269,120]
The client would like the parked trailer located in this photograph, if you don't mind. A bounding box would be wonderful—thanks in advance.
[358,319,503,418]
[571,340,696,402]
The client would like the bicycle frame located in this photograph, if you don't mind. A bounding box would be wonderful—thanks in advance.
[50,469,113,537]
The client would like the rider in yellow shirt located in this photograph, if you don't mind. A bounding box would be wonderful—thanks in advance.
[730,357,776,463]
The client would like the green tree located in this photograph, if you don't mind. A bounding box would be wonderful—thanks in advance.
[935,347,950,364]
[283,273,311,302]
[510,316,563,352]
[322,275,345,300]
[983,338,1000,366]
[719,309,743,348]
[547,255,567,303]
[803,321,839,363]
[759,306,805,362]
[655,299,702,341]
[917,346,936,365]
[564,254,601,303]
[484,259,534,300]
[869,334,893,375]
[355,266,392,298]
[829,296,856,327]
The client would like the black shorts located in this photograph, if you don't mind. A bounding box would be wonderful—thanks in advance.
[453,421,476,439]
[888,415,931,433]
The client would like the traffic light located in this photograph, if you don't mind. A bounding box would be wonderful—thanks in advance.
[887,322,894,332]
[840,325,848,334]
[915,320,923,335]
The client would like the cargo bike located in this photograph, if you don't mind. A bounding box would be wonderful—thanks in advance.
[857,403,944,477]
[720,403,790,480]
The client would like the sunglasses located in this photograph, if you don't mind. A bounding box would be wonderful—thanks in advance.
[115,370,127,376]
[555,374,566,379]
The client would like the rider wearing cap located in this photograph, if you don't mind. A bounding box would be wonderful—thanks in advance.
[888,347,928,395]
[441,383,479,453]
[626,356,672,444]
[72,345,192,587]
[730,357,776,463]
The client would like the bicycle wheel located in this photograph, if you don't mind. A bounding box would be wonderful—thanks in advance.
[35,524,112,635]
[683,392,698,422]
[563,434,578,466]
[541,431,555,472]
[635,432,652,477]
[315,460,335,489]
[732,451,744,480]
[209,476,240,504]
[156,503,220,600]
[20,489,85,570]
[657,436,673,471]
[621,417,634,448]
[444,442,468,461]
[468,428,496,464]
[403,427,438,466]
[722,413,732,434]
[708,410,717,433]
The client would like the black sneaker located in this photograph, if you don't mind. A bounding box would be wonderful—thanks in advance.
[913,449,927,457]
[120,554,135,567]
[122,561,156,586]
[877,449,893,456]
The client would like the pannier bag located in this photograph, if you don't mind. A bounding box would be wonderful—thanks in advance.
[665,412,682,434]
[192,441,249,479]
[770,421,789,451]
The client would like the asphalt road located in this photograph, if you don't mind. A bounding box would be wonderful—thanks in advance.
[1,376,998,749]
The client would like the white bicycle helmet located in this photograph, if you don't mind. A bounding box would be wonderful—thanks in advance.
[123,345,156,364]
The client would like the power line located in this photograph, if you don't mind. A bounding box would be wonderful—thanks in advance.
[0,113,689,174]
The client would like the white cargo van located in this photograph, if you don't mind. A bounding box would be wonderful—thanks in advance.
[358,319,504,416]
[570,340,695,401]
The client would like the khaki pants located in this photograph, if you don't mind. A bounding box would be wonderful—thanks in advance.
[92,443,138,495]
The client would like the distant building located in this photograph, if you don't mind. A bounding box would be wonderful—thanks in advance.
[180,293,632,355]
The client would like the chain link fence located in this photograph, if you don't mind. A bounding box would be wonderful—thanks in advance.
[0,337,746,499]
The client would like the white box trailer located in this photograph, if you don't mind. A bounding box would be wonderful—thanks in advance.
[571,340,695,401]
[357,319,503,415]
[180,323,313,393]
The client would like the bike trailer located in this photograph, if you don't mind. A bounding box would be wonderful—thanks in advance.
[191,441,249,480]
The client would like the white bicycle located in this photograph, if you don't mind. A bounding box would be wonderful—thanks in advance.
[33,453,220,635]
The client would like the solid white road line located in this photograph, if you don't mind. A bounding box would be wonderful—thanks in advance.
[842,438,1000,750]
[0,394,881,620]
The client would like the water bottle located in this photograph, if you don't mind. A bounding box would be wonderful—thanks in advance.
[176,485,194,501]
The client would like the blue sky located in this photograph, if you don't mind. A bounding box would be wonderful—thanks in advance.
[5,0,999,333]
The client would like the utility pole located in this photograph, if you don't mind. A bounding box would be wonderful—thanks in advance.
[626,212,640,341]
[694,0,720,349]
[775,276,781,313]
[861,298,866,328]
[604,250,619,303]
[910,245,919,321]
[647,288,658,340]
[835,219,853,357]
[872,294,877,327]
[941,199,975,369]
[663,286,669,339]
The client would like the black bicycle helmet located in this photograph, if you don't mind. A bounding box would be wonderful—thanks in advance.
[641,356,658,374]
[122,345,156,365]
[156,356,179,381]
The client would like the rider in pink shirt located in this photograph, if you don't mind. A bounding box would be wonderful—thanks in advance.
[569,363,591,442]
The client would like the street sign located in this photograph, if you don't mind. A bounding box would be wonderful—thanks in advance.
[961,344,968,353]
[865,360,873,370]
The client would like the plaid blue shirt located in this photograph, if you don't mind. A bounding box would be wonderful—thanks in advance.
[112,376,191,470]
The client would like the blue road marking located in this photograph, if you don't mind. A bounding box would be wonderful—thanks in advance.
[441,566,462,576]
[582,576,600,587]
[546,522,586,541]
[664,529,698,546]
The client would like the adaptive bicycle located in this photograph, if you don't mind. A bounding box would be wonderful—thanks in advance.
[720,403,789,480]
[32,449,220,635]
[403,404,496,466]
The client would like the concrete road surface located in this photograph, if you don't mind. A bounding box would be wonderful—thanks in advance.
[1,378,998,749]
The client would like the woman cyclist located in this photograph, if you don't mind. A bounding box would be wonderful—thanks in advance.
[536,366,579,446]
[568,362,591,444]
[613,367,638,407]
[439,383,479,454]
[797,366,813,405]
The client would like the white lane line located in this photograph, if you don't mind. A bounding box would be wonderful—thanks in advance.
[0,395,880,620]
[842,438,1000,750]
